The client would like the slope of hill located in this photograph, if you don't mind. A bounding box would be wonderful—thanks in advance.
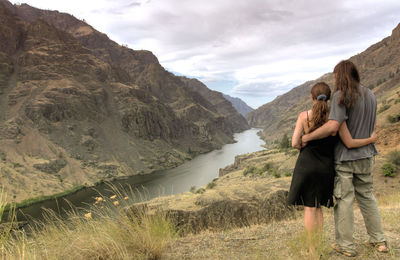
[246,23,400,144]
[0,0,249,202]
[180,77,249,133]
[222,94,254,116]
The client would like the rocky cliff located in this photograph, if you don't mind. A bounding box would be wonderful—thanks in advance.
[180,77,250,135]
[0,0,249,202]
[246,23,400,143]
[222,94,254,116]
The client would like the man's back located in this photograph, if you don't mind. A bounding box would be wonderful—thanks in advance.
[330,86,378,162]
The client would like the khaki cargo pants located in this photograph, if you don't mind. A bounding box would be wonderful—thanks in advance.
[334,157,386,251]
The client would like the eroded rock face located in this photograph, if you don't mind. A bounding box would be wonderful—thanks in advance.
[126,190,295,233]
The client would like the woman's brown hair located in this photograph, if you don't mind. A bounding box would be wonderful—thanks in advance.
[333,60,361,108]
[309,82,331,132]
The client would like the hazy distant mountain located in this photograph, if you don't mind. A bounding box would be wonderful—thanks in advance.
[246,22,400,144]
[222,94,254,116]
[0,0,249,201]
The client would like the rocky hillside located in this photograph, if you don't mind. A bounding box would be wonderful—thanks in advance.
[222,93,254,116]
[180,77,249,133]
[247,22,400,144]
[0,0,249,202]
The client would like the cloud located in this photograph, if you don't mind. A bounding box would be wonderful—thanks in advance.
[232,81,294,97]
[9,0,400,107]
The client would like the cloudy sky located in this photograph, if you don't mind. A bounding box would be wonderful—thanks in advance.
[10,0,400,108]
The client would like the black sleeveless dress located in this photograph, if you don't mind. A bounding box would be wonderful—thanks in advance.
[287,135,337,208]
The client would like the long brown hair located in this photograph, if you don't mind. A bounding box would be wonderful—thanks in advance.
[309,82,331,132]
[333,60,361,108]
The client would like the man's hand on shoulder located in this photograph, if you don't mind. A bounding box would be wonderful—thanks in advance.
[302,134,310,144]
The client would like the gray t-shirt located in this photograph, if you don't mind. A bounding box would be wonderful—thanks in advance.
[328,85,378,162]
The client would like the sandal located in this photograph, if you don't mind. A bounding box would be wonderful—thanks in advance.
[365,241,389,253]
[332,243,357,257]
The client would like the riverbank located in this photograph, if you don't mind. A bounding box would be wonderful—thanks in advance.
[8,128,265,222]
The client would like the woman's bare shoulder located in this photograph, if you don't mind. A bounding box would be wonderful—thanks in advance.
[298,111,308,120]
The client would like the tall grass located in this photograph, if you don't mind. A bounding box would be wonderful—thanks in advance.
[0,189,16,253]
[1,185,179,259]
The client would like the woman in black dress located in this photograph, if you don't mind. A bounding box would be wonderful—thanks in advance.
[287,82,376,253]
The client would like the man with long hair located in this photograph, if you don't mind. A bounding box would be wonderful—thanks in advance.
[302,60,388,257]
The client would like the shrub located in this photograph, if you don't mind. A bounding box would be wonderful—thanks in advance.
[376,78,387,86]
[387,114,400,123]
[272,170,281,178]
[382,162,395,177]
[12,163,23,168]
[206,181,216,189]
[288,149,299,157]
[388,150,400,166]
[262,163,273,172]
[284,171,292,177]
[243,166,257,176]
[195,188,205,194]
[387,115,396,123]
[255,168,264,175]
[0,150,6,162]
[279,133,290,149]
[378,104,391,114]
[190,186,196,193]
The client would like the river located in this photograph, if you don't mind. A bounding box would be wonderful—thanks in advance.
[16,128,265,222]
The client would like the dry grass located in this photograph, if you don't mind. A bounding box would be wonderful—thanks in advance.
[163,191,400,260]
[1,187,179,260]
[287,230,331,260]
